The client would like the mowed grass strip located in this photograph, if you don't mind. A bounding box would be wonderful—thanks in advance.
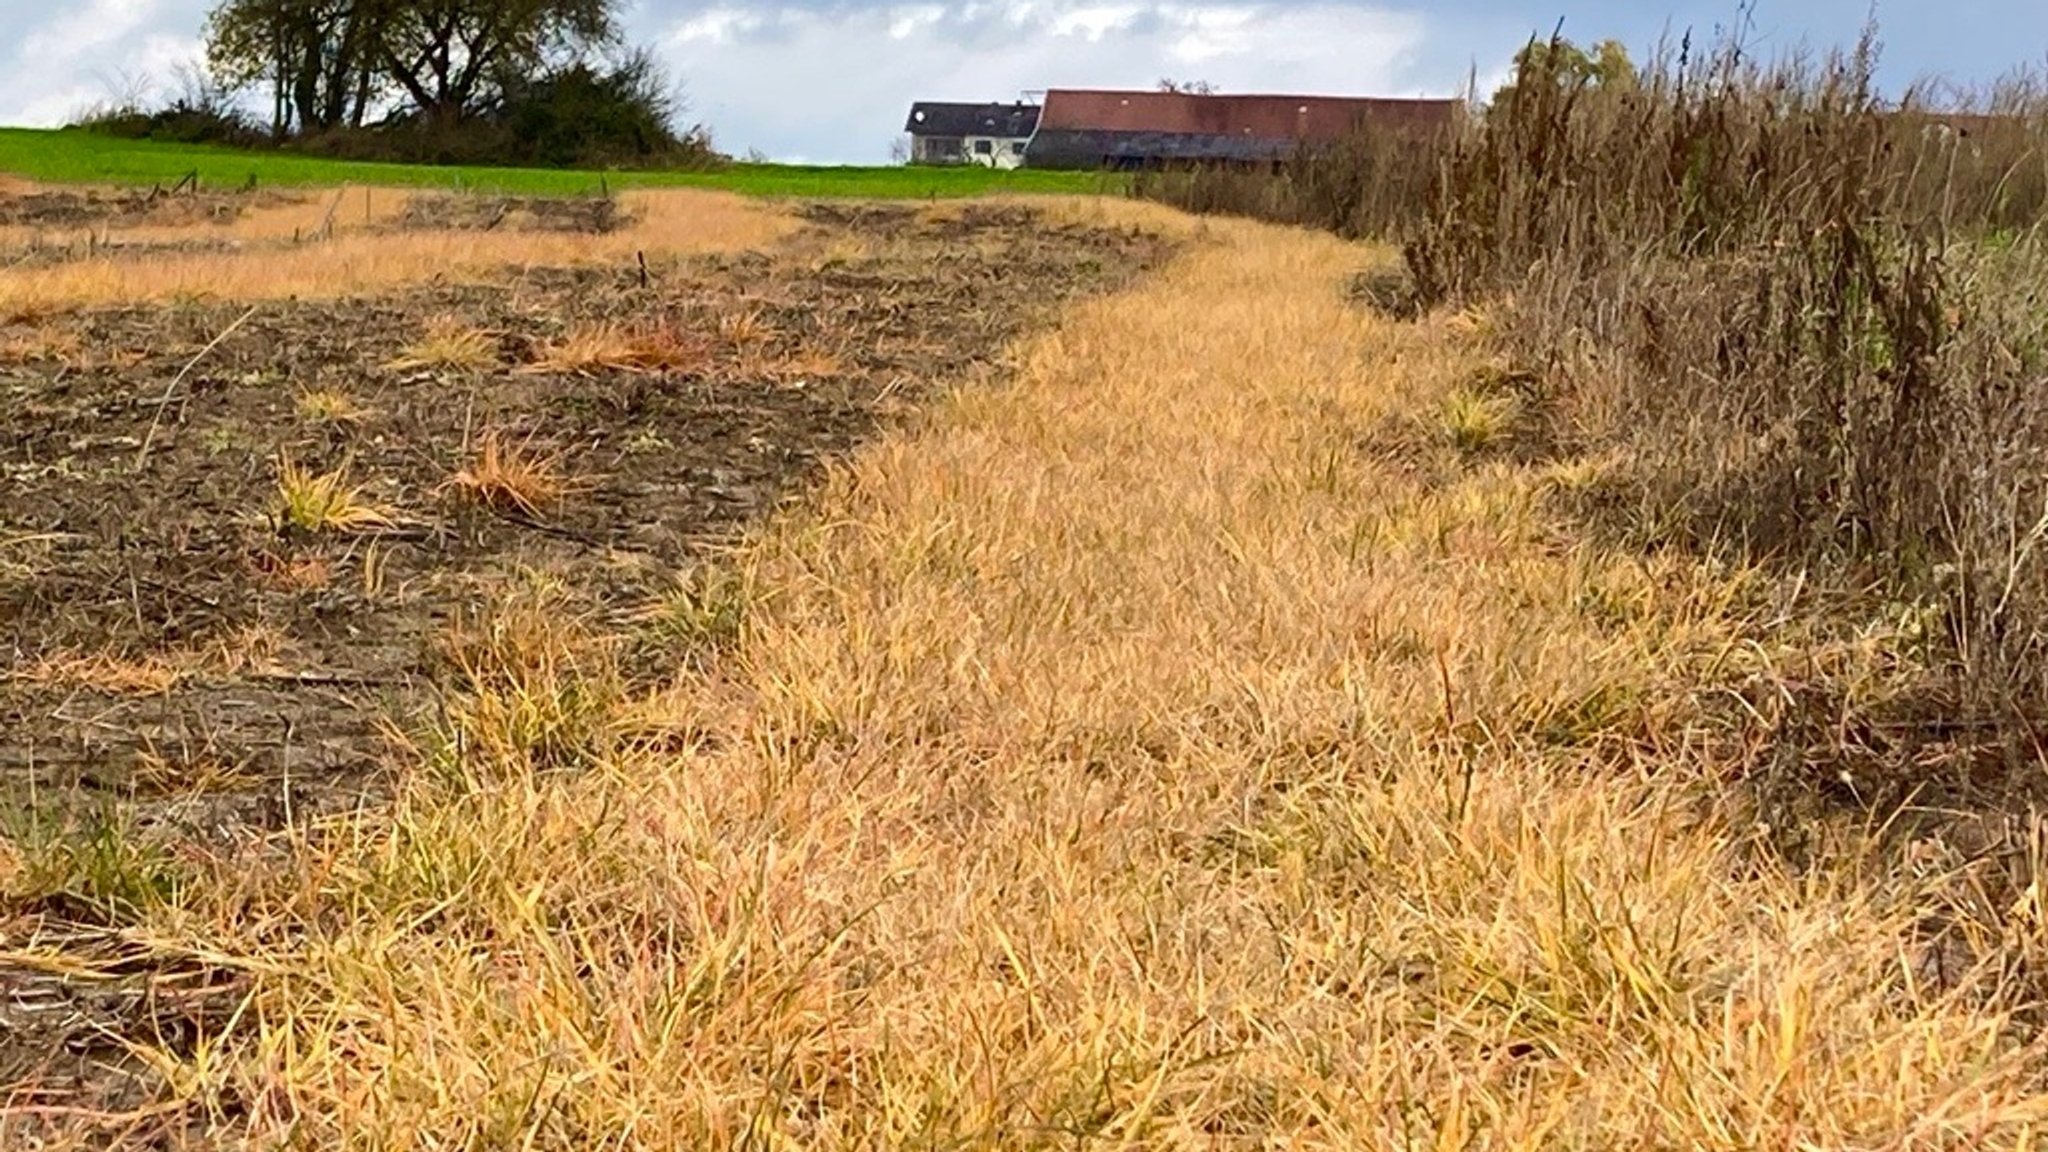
[0,186,793,313]
[13,202,2047,1147]
[0,127,1116,198]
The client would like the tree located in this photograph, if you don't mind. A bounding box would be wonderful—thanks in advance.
[206,0,385,135]
[205,0,621,131]
[1488,35,1635,121]
[375,0,618,123]
[1157,78,1217,95]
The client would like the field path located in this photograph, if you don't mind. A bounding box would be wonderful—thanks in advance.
[10,204,2047,1148]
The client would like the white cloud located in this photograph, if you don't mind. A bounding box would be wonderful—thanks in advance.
[1048,4,1146,39]
[20,0,165,61]
[887,5,949,39]
[669,8,765,44]
[0,0,210,125]
[657,0,1440,162]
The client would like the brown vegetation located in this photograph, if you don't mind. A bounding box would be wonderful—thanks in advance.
[522,319,709,375]
[7,207,2046,1147]
[446,431,571,518]
[386,314,500,373]
[0,187,790,312]
[1405,36,2048,809]
[1147,31,2048,811]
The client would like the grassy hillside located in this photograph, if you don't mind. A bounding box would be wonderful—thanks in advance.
[0,128,1111,198]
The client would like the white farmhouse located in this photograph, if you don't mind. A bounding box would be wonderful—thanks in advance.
[902,101,1041,169]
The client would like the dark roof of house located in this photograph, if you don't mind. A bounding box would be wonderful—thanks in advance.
[1024,129,1296,169]
[905,101,1041,138]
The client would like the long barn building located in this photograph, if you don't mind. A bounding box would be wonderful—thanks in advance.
[1022,89,1462,169]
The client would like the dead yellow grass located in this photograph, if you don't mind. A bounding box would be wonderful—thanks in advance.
[446,431,571,518]
[0,188,790,313]
[294,386,374,425]
[0,185,406,252]
[9,650,183,695]
[0,325,83,364]
[771,344,846,380]
[385,314,499,373]
[523,319,709,375]
[26,205,2048,1147]
[5,623,291,695]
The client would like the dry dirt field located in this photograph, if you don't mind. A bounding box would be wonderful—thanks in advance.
[1,180,2046,1149]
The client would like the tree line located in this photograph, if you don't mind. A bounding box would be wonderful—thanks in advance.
[82,0,719,169]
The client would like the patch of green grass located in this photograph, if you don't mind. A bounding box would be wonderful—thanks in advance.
[1440,386,1521,454]
[0,128,1118,199]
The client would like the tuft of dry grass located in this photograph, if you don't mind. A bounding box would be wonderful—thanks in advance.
[808,234,874,271]
[769,344,847,381]
[446,431,571,519]
[0,325,83,365]
[248,547,335,592]
[128,750,263,796]
[717,308,780,348]
[523,320,708,375]
[294,387,373,426]
[385,315,499,373]
[273,454,397,534]
[1439,385,1519,452]
[9,651,182,695]
[428,578,623,775]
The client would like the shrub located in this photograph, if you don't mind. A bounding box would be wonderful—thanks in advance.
[497,51,717,169]
[78,53,722,171]
[1405,29,2048,754]
[72,98,266,149]
[1131,123,1448,237]
[297,53,723,170]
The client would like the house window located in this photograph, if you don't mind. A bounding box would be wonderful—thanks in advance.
[1010,141,1026,155]
[974,139,994,155]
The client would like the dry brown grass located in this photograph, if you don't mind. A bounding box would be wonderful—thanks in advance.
[0,188,791,313]
[0,325,83,365]
[0,185,408,254]
[385,315,499,374]
[446,431,571,518]
[523,320,709,375]
[9,650,183,695]
[716,307,780,348]
[12,203,2048,1148]
[294,387,374,426]
[770,344,846,381]
[1393,35,2048,740]
[6,626,292,703]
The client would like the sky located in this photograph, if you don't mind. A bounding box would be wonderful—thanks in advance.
[0,1,2043,164]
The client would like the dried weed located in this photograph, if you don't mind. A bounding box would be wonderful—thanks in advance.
[446,431,572,519]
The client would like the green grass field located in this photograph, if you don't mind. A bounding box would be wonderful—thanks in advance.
[0,128,1114,198]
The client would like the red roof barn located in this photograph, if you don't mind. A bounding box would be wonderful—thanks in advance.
[1025,88,1462,169]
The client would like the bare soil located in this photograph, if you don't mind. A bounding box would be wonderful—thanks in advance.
[0,202,1166,1123]
[0,203,1165,825]
[396,192,631,233]
[0,185,292,230]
